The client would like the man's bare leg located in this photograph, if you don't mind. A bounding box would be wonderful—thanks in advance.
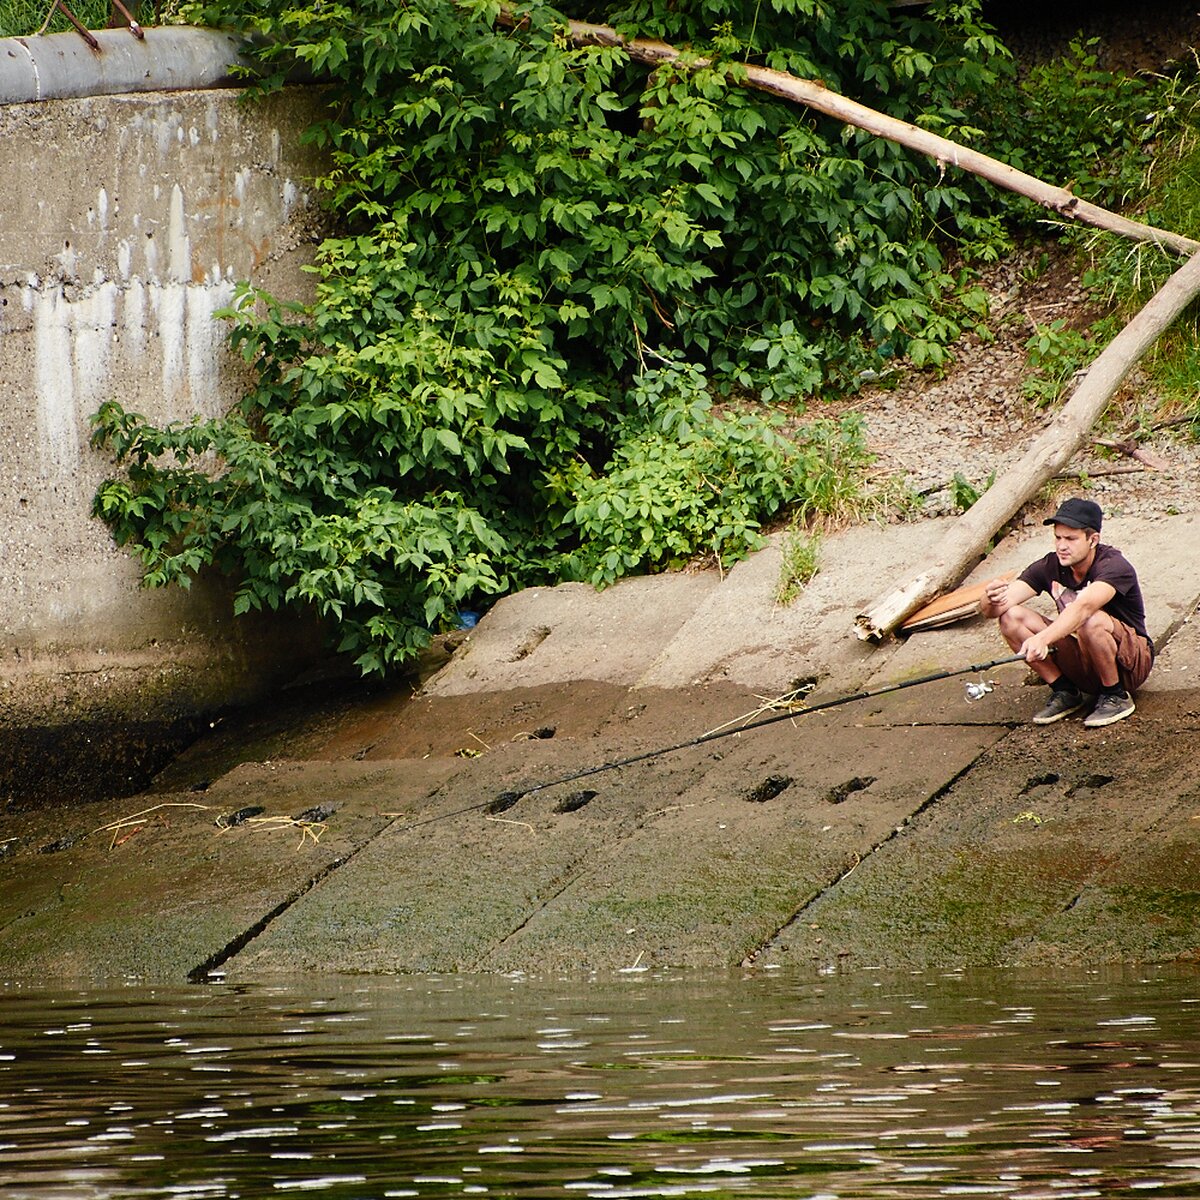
[1075,610,1136,727]
[997,606,1062,686]
[1073,611,1121,689]
[995,604,1088,724]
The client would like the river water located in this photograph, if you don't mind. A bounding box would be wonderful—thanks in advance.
[2,966,1199,1198]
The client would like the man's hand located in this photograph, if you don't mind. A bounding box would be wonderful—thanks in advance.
[1020,631,1054,663]
[984,577,1010,609]
[980,573,1034,620]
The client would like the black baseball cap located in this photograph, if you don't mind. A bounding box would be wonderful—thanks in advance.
[1043,497,1103,533]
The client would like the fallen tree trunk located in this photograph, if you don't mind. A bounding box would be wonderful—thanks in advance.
[855,249,1200,641]
[498,9,1200,255]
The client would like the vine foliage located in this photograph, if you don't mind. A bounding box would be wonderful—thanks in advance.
[93,0,1015,673]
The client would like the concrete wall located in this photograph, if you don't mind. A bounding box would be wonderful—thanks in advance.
[0,53,332,781]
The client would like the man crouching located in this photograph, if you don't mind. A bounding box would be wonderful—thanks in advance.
[980,498,1153,728]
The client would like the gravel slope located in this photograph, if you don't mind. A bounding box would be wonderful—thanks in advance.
[838,244,1200,526]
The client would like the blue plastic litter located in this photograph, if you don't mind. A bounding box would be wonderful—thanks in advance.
[455,611,480,629]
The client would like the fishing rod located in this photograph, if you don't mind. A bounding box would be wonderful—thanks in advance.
[490,651,1024,810]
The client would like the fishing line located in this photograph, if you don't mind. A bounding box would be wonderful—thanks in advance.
[489,652,1024,809]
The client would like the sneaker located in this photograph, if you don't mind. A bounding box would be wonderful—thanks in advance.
[1083,691,1136,728]
[1031,687,1088,725]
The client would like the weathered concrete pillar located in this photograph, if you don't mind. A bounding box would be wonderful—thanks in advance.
[0,34,333,807]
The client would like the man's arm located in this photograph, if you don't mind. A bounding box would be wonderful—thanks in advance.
[979,576,1035,618]
[1019,580,1117,661]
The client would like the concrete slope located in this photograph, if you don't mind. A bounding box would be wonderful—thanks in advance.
[2,509,1197,982]
[0,758,462,982]
[425,509,1197,715]
[748,513,1200,973]
[226,712,1000,976]
[754,665,1200,973]
[425,572,721,696]
[636,519,954,693]
[425,519,960,705]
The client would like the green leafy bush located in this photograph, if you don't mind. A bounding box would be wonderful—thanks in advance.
[984,37,1193,220]
[556,357,871,583]
[91,0,1035,673]
[176,0,1017,375]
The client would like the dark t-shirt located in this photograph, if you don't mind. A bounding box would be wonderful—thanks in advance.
[1018,543,1152,652]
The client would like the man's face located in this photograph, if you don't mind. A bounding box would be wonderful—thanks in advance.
[1053,523,1097,569]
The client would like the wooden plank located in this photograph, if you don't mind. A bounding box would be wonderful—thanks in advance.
[900,569,1018,632]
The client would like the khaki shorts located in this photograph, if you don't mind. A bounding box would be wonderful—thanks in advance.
[1054,618,1153,695]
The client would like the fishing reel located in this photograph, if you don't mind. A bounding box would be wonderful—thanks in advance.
[964,677,996,703]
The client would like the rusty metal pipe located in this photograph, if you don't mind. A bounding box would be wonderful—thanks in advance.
[0,27,246,104]
[54,0,101,51]
[109,0,145,39]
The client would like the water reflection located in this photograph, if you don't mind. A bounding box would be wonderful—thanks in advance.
[1,968,1199,1198]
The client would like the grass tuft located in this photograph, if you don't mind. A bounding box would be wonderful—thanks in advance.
[774,525,821,607]
[0,1,163,37]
